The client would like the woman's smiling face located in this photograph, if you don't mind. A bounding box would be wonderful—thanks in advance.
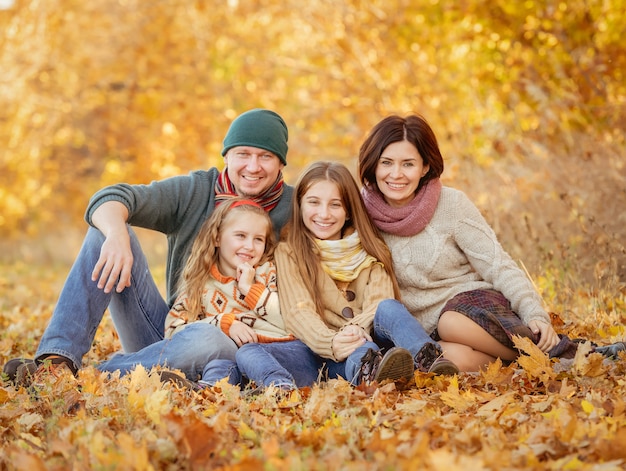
[375,140,429,208]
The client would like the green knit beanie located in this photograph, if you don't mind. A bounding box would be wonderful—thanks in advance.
[221,109,289,165]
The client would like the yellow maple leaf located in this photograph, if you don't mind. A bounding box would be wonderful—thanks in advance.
[572,342,608,378]
[16,412,44,433]
[439,376,475,412]
[475,391,517,418]
[7,449,47,471]
[144,389,170,425]
[481,357,515,386]
[116,432,153,471]
[127,365,163,414]
[580,399,594,415]
[162,411,220,464]
[512,336,555,381]
[238,421,259,442]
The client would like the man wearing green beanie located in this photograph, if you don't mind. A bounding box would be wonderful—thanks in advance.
[222,108,289,166]
[3,109,293,389]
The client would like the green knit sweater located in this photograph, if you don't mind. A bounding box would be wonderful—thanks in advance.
[85,168,293,306]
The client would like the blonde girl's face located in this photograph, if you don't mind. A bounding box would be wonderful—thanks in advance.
[375,140,429,208]
[216,212,269,278]
[300,180,347,240]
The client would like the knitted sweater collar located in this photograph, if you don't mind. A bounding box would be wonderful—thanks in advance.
[361,178,442,236]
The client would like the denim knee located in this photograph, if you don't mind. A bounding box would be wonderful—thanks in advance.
[201,359,242,386]
[375,299,404,321]
[174,323,238,361]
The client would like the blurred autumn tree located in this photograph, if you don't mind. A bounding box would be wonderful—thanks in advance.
[0,0,624,282]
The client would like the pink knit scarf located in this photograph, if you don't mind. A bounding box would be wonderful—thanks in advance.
[361,179,442,236]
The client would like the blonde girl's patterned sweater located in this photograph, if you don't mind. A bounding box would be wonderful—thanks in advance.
[275,242,395,360]
[383,186,551,335]
[164,261,294,343]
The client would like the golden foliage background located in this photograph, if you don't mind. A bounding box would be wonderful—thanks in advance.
[1,2,626,468]
[1,0,624,285]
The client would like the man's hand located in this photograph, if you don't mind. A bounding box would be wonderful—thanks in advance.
[92,229,133,293]
[90,201,132,294]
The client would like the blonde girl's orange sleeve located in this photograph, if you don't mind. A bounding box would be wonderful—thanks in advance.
[219,314,237,336]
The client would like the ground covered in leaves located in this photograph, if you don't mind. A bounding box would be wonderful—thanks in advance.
[1,260,626,470]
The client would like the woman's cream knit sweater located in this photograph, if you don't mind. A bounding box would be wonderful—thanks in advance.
[382,187,551,334]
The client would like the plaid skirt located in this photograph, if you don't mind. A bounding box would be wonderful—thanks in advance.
[432,289,578,359]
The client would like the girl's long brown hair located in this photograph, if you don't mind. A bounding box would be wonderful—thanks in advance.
[178,198,276,321]
[284,161,400,315]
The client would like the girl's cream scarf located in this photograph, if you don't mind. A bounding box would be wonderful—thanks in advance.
[314,230,378,282]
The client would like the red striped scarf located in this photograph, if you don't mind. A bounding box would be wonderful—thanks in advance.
[214,168,284,212]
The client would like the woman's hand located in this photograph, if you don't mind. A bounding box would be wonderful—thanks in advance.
[229,320,258,347]
[528,319,560,353]
[331,326,372,361]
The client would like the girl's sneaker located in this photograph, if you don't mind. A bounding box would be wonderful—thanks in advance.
[358,347,415,386]
[158,370,202,392]
[414,343,459,375]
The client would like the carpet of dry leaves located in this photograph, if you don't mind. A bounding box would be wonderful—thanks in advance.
[1,260,626,471]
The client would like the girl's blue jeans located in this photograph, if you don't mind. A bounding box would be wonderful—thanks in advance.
[236,299,438,388]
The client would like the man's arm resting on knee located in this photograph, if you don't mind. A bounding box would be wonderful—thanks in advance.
[91,201,133,294]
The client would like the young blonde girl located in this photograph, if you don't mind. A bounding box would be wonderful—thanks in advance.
[236,162,458,391]
[98,198,293,386]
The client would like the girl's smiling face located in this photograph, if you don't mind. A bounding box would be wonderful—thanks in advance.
[300,179,347,240]
[216,212,269,277]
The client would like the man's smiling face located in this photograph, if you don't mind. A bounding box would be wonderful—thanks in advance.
[225,146,284,197]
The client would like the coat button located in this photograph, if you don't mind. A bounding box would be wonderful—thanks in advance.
[342,307,354,318]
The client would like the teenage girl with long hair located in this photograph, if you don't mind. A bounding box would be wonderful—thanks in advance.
[236,161,458,390]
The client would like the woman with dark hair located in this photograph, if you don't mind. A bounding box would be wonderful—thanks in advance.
[358,114,578,371]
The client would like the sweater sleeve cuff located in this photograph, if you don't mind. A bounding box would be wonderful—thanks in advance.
[85,194,131,225]
[244,283,265,308]
[220,314,236,336]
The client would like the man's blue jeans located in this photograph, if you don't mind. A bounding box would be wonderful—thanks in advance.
[98,323,238,380]
[236,299,438,388]
[35,226,234,377]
